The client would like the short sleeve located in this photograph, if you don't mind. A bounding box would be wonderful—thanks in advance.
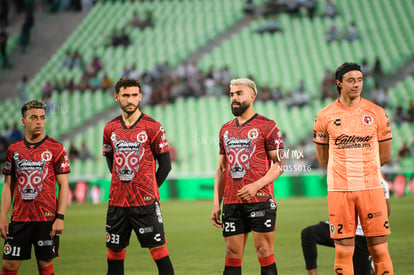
[2,148,14,175]
[377,109,392,142]
[265,121,283,151]
[54,145,71,174]
[102,124,113,156]
[313,113,328,145]
[219,127,225,155]
[150,123,169,156]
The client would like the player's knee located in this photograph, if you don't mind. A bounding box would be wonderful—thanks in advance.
[335,244,354,260]
[254,243,273,258]
[107,248,126,260]
[1,260,20,272]
[301,226,313,242]
[225,246,242,258]
[368,242,389,262]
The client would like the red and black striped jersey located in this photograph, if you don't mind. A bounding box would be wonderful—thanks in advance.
[103,113,169,207]
[219,114,283,204]
[3,136,70,222]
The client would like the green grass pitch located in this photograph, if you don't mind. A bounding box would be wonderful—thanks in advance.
[15,197,414,274]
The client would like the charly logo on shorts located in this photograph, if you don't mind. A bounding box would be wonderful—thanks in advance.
[3,244,12,255]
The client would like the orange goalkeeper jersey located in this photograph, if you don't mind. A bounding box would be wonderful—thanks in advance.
[313,98,392,191]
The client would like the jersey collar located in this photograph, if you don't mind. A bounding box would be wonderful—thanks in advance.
[235,113,258,127]
[24,135,48,149]
[120,112,144,129]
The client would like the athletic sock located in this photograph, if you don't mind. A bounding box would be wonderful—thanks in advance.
[368,242,393,275]
[107,248,126,275]
[334,244,354,275]
[150,246,174,275]
[154,256,174,275]
[223,257,242,275]
[38,264,54,275]
[258,254,277,275]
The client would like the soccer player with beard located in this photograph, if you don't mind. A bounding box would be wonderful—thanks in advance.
[0,100,70,275]
[102,77,173,275]
[314,62,393,275]
[211,78,285,275]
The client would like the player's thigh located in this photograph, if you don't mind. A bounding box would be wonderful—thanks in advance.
[328,191,357,239]
[32,222,59,261]
[3,222,32,261]
[129,201,166,248]
[105,206,132,249]
[356,189,390,237]
[224,234,248,258]
[222,204,250,237]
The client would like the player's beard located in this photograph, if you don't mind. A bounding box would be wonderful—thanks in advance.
[121,102,140,115]
[231,101,249,117]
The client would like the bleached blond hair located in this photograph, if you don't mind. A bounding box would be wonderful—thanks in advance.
[230,78,257,95]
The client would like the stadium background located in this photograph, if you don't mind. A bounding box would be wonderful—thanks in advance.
[0,1,414,274]
[0,1,413,202]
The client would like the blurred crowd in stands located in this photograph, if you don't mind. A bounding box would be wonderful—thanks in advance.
[1,0,414,172]
[0,123,23,163]
[0,0,95,70]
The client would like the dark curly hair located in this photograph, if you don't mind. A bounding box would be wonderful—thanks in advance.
[21,100,46,117]
[114,77,141,94]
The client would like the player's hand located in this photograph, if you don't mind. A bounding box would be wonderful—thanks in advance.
[237,183,259,201]
[211,206,223,228]
[0,217,9,239]
[50,218,64,239]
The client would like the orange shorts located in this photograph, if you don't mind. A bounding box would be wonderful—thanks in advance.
[328,189,390,239]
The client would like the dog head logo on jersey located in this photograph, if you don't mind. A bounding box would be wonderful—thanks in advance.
[137,131,148,143]
[111,132,145,183]
[41,150,53,162]
[13,152,48,201]
[362,114,374,125]
[223,130,257,180]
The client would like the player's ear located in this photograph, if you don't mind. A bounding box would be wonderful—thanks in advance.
[336,80,342,87]
[21,118,26,128]
[114,93,119,102]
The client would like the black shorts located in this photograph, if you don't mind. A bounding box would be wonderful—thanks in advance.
[3,222,59,261]
[106,200,166,249]
[222,196,277,237]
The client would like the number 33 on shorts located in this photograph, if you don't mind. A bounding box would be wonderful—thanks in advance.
[106,232,120,244]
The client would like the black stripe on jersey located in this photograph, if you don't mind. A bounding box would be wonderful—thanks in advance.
[23,135,49,149]
[120,112,144,129]
[235,113,258,127]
